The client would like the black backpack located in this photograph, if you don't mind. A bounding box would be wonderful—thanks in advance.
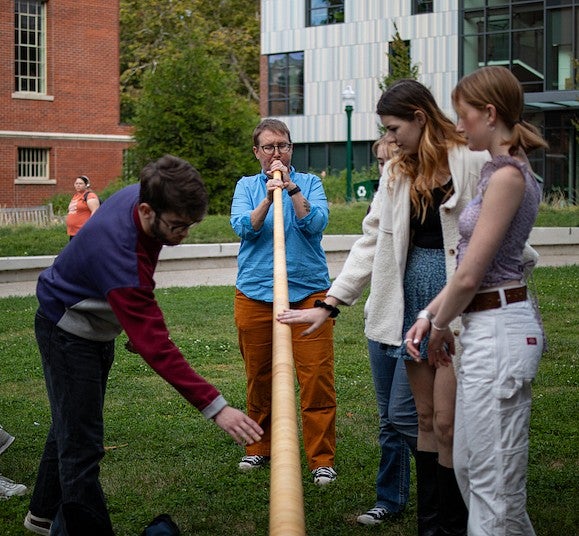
[83,190,103,206]
[141,514,180,536]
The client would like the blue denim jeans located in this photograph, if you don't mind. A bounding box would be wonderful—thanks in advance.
[30,310,115,536]
[368,340,418,513]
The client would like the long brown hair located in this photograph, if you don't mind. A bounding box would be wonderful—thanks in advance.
[376,79,464,220]
[452,66,548,155]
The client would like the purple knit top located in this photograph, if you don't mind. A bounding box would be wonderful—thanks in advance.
[456,155,542,288]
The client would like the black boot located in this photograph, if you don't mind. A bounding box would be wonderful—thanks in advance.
[437,464,468,536]
[415,451,440,536]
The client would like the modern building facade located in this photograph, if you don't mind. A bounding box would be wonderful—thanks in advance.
[0,0,133,208]
[260,0,578,200]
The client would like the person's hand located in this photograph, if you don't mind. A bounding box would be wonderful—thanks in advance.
[405,318,430,363]
[213,406,263,446]
[277,307,330,336]
[268,159,291,186]
[426,327,454,368]
[265,176,283,202]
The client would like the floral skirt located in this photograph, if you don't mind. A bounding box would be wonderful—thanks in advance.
[385,246,446,361]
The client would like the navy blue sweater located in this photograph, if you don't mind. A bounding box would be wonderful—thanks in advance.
[37,184,226,418]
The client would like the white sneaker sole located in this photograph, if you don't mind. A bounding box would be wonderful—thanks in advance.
[24,511,52,536]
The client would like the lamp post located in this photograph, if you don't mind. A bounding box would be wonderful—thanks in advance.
[342,85,355,203]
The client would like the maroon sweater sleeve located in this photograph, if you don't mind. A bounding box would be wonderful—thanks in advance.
[107,286,224,413]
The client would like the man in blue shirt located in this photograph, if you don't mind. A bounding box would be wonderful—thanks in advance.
[230,118,337,486]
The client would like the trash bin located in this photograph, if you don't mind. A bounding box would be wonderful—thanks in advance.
[353,180,379,201]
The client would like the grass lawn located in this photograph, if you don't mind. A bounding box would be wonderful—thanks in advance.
[0,266,577,535]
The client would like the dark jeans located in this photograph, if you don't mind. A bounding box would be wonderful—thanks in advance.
[30,310,115,536]
[368,339,418,513]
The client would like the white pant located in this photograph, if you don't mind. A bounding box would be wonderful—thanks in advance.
[454,296,543,536]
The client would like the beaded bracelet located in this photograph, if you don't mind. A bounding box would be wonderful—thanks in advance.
[314,299,340,318]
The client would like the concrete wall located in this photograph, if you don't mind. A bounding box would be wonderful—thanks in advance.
[0,229,577,289]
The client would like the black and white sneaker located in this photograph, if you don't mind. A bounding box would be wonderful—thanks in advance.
[24,511,52,535]
[0,427,15,456]
[356,506,396,525]
[238,455,270,471]
[311,466,337,486]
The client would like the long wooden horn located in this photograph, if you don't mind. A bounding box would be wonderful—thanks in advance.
[269,171,306,535]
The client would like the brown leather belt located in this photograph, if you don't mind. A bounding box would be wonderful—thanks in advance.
[463,286,527,314]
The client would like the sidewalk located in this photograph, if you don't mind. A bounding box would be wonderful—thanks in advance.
[0,229,577,298]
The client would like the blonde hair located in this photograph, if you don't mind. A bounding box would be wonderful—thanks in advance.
[372,136,397,160]
[452,66,548,155]
[376,79,464,220]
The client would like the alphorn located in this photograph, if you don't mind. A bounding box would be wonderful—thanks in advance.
[269,171,306,535]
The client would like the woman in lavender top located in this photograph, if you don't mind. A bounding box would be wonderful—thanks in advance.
[406,66,548,535]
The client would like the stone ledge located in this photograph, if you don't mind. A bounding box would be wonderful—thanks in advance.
[0,228,576,283]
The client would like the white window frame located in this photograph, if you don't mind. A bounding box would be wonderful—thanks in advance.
[16,147,53,184]
[14,0,47,96]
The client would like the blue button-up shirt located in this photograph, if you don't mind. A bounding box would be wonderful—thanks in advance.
[230,168,331,303]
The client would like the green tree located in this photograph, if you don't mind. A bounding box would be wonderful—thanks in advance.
[133,42,260,214]
[376,23,421,136]
[379,22,420,92]
[120,0,260,123]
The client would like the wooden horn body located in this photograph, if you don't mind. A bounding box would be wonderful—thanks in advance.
[269,173,306,535]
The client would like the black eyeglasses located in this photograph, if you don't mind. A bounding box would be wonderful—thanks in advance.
[156,214,197,234]
[259,143,292,155]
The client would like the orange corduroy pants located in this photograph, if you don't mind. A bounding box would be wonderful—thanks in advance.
[234,289,336,470]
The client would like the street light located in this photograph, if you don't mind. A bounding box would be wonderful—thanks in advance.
[342,85,355,203]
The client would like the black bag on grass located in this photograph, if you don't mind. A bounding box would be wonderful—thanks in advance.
[141,514,180,536]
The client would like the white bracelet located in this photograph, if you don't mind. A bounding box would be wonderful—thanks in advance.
[417,309,434,322]
[431,321,448,332]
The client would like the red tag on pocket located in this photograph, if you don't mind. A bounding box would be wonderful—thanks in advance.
[526,337,537,345]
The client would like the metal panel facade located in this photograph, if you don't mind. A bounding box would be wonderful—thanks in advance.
[261,0,460,144]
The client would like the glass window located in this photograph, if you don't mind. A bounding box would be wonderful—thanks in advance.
[487,7,510,32]
[486,8,510,65]
[268,52,304,116]
[14,0,46,93]
[486,32,510,64]
[309,144,329,172]
[512,2,542,30]
[306,1,344,27]
[542,111,576,199]
[512,28,544,92]
[17,147,49,181]
[546,8,575,90]
[412,0,434,15]
[461,1,556,93]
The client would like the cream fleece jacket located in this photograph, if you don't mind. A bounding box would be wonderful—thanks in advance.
[328,145,490,347]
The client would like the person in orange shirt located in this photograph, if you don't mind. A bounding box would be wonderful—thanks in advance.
[66,175,100,239]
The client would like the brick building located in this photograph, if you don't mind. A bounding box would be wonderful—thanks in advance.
[0,0,133,208]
